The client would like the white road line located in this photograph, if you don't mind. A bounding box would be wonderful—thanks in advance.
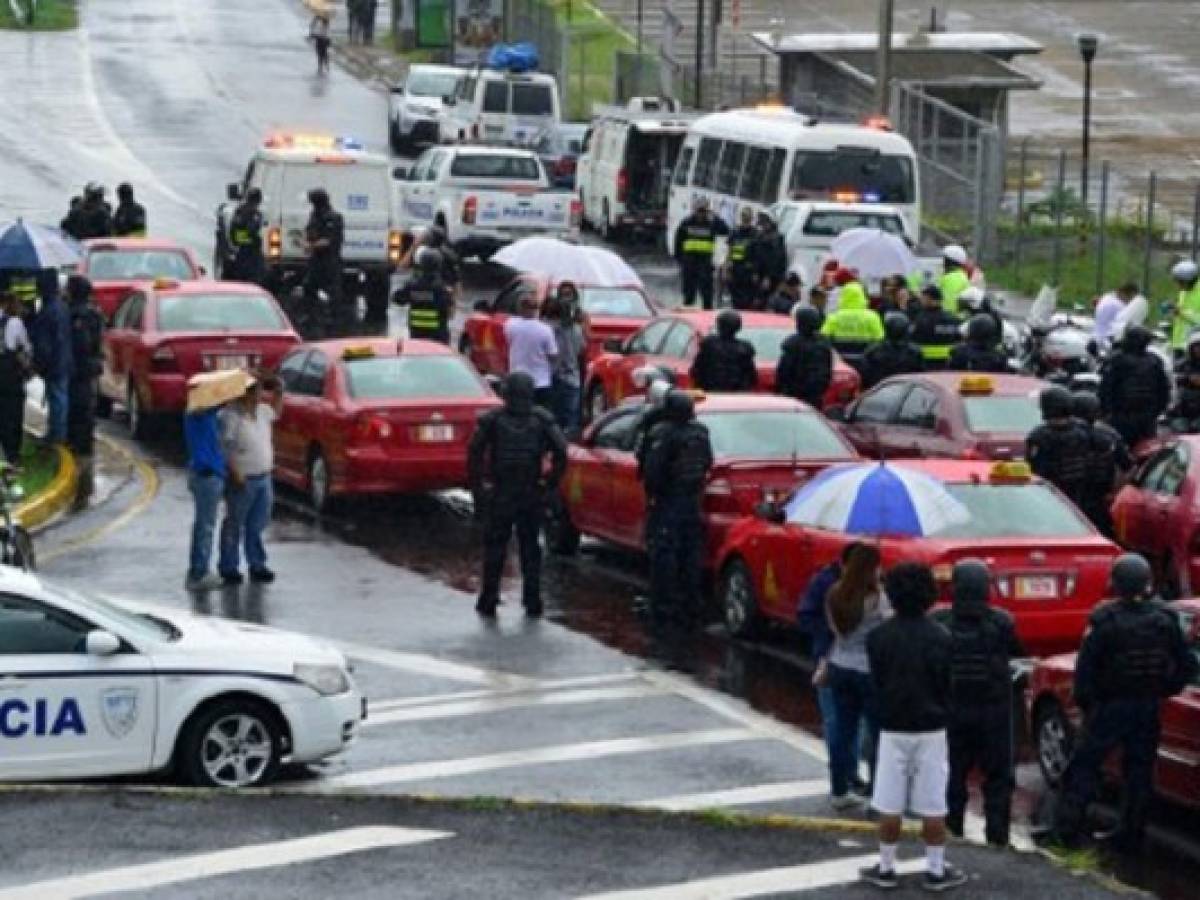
[335,641,536,688]
[365,684,665,728]
[632,779,830,812]
[574,854,926,900]
[309,728,762,791]
[369,671,644,713]
[0,826,452,900]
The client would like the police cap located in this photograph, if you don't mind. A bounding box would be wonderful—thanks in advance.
[1109,553,1152,600]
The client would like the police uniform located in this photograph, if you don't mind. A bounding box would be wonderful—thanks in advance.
[1026,419,1092,507]
[861,338,924,389]
[749,228,788,303]
[1098,329,1171,447]
[76,199,112,240]
[66,288,104,456]
[939,268,971,315]
[394,271,452,344]
[690,334,756,392]
[112,200,147,238]
[674,211,729,310]
[776,330,833,408]
[911,307,963,369]
[1077,421,1122,536]
[946,341,1009,373]
[818,282,883,371]
[227,203,266,284]
[725,225,758,310]
[304,205,345,317]
[468,373,567,616]
[931,561,1025,847]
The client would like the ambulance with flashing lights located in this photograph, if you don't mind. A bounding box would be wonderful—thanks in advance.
[215,134,404,315]
[667,106,920,252]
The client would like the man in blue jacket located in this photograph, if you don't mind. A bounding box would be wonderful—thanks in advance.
[32,270,73,445]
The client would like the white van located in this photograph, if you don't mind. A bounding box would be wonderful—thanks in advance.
[667,107,921,253]
[443,69,561,148]
[577,99,696,240]
[771,200,912,284]
[215,134,403,314]
[388,64,464,154]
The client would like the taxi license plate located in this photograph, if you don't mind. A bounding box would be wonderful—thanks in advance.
[416,424,454,442]
[212,355,250,371]
[1016,576,1057,599]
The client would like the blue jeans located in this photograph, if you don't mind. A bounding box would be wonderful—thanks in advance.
[552,377,581,434]
[188,471,226,580]
[219,475,273,575]
[44,374,68,443]
[828,664,878,797]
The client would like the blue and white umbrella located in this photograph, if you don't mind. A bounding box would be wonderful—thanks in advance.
[784,462,970,537]
[0,219,84,270]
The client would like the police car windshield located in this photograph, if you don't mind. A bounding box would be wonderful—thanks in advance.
[157,294,287,333]
[929,483,1092,539]
[702,411,853,460]
[730,327,788,363]
[963,396,1043,434]
[802,212,906,238]
[579,288,652,318]
[345,356,488,400]
[39,582,179,642]
[450,154,541,180]
[88,250,194,281]
[407,71,459,98]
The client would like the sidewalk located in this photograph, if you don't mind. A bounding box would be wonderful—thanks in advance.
[333,37,407,91]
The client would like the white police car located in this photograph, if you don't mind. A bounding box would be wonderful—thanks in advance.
[0,568,362,788]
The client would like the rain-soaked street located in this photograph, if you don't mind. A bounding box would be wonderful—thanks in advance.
[2,1,1199,897]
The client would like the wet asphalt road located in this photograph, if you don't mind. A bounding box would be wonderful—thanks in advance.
[0,1,1196,896]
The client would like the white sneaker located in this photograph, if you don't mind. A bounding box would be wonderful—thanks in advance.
[185,573,224,591]
[830,793,862,811]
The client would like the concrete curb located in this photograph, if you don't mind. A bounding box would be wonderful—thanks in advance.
[15,443,78,531]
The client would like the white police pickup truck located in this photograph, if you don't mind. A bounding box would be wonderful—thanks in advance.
[0,568,362,788]
[395,146,580,261]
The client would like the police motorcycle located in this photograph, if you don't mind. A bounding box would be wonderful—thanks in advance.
[0,462,35,570]
[1020,286,1100,391]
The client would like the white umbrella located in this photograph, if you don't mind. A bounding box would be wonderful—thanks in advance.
[829,227,918,280]
[493,237,643,288]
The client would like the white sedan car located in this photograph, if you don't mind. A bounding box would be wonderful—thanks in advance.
[0,568,363,788]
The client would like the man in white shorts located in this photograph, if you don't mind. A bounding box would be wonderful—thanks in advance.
[863,562,967,893]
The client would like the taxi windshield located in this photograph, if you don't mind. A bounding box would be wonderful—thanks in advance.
[702,410,853,460]
[579,288,652,318]
[345,355,488,400]
[88,250,194,281]
[929,483,1091,538]
[157,293,286,332]
[39,582,179,643]
[963,396,1043,433]
[736,327,789,363]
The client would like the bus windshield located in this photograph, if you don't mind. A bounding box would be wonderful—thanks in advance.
[789,150,915,204]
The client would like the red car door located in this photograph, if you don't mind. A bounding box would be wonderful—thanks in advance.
[890,384,959,458]
[568,408,643,546]
[604,319,676,406]
[107,292,147,402]
[272,349,312,480]
[286,350,332,479]
[100,294,136,402]
[840,381,912,459]
[1115,447,1180,558]
[477,279,531,375]
[1157,680,1200,807]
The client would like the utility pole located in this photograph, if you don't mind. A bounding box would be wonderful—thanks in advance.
[875,0,895,115]
[694,0,705,109]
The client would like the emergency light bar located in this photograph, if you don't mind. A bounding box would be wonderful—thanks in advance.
[264,133,365,151]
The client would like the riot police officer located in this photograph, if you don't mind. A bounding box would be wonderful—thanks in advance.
[1026,386,1092,507]
[1099,325,1170,447]
[947,314,1009,373]
[393,248,452,344]
[724,208,758,310]
[775,307,833,408]
[468,372,567,618]
[910,285,962,370]
[750,211,787,304]
[226,188,266,284]
[1052,554,1197,849]
[112,183,147,238]
[65,276,104,457]
[1072,390,1132,537]
[690,309,757,392]
[673,197,729,310]
[931,560,1026,847]
[861,311,924,389]
[303,188,346,327]
[76,184,112,240]
[639,390,714,636]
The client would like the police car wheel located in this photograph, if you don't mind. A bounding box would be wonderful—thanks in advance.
[1034,700,1074,787]
[179,698,283,789]
[721,559,761,638]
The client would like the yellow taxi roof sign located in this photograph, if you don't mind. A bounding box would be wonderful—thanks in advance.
[342,345,376,361]
[989,460,1032,483]
[152,277,180,291]
[959,375,995,396]
[687,389,708,403]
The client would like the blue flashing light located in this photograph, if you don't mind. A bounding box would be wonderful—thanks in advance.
[862,191,881,203]
[337,136,365,151]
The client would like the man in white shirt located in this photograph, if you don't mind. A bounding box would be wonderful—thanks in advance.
[1094,282,1139,350]
[0,291,33,464]
[504,293,558,410]
[218,374,283,585]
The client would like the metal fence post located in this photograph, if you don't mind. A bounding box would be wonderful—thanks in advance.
[1051,150,1067,288]
[1013,139,1028,282]
[1143,172,1158,296]
[1192,183,1200,260]
[972,132,986,262]
[1096,160,1109,295]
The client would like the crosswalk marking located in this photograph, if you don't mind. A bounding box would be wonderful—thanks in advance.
[335,640,536,687]
[309,728,763,791]
[364,684,666,728]
[574,854,927,899]
[632,779,830,812]
[0,827,453,900]
[369,671,644,713]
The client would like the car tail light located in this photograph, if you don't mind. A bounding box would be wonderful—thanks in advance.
[463,196,477,225]
[961,446,985,460]
[267,227,282,259]
[569,198,582,228]
[150,345,177,373]
[616,168,628,203]
[352,413,392,443]
[388,229,403,265]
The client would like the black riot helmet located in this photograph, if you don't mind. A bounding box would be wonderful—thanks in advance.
[967,313,998,345]
[307,188,331,209]
[716,309,742,338]
[663,389,696,423]
[951,558,992,618]
[116,182,134,201]
[1071,390,1100,424]
[883,311,911,342]
[501,371,535,416]
[1039,385,1074,420]
[794,306,822,337]
[66,275,92,304]
[245,187,263,205]
[425,225,448,248]
[1109,553,1152,601]
[1123,325,1153,353]
[415,247,442,273]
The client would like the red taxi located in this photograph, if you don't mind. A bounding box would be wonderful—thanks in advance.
[271,339,500,511]
[1111,436,1200,597]
[546,393,858,564]
[835,372,1045,460]
[100,281,299,438]
[715,460,1121,653]
[1026,598,1200,805]
[460,274,659,374]
[79,238,204,321]
[583,311,861,420]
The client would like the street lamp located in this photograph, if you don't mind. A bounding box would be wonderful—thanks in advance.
[1077,33,1099,209]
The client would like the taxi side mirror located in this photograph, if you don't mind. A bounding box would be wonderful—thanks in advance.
[85,630,121,656]
[753,501,786,524]
[603,338,625,353]
[226,183,241,202]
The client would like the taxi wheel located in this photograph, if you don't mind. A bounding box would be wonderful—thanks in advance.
[721,559,761,638]
[307,449,333,513]
[1033,700,1074,788]
[127,387,151,440]
[179,698,284,789]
